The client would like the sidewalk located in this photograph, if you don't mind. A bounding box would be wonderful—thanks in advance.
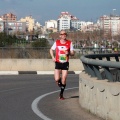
[39,88,103,120]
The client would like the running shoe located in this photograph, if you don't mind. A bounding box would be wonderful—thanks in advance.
[59,94,65,100]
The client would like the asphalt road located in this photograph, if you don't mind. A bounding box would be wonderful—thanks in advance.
[0,74,102,120]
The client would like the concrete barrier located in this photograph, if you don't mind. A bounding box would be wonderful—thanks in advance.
[79,72,120,120]
[0,59,83,71]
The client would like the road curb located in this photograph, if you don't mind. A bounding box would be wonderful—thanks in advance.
[0,71,81,75]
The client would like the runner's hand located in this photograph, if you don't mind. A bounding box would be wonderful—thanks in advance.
[65,50,69,55]
[52,57,56,62]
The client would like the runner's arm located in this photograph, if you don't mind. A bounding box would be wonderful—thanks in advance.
[69,42,75,56]
[50,48,56,62]
[50,42,56,62]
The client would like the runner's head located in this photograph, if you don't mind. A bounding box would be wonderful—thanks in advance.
[59,30,67,39]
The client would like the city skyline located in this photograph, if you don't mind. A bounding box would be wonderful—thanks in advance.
[0,0,120,25]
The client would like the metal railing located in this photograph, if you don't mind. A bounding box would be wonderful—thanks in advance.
[75,47,113,55]
[0,47,51,59]
[80,53,120,82]
[0,47,81,59]
[0,47,116,59]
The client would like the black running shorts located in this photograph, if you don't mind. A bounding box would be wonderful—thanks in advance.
[55,62,69,70]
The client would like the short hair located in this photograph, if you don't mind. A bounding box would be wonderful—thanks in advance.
[60,30,67,36]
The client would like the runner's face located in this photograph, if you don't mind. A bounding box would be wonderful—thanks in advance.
[60,31,67,40]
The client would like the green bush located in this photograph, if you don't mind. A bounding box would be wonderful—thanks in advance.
[31,38,49,47]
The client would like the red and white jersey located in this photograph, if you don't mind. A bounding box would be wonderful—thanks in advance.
[51,39,74,63]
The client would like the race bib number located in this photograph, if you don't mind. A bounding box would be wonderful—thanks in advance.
[59,54,67,62]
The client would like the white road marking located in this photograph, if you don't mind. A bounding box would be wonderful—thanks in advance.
[37,71,54,75]
[31,87,78,120]
[0,71,18,75]
[0,71,81,75]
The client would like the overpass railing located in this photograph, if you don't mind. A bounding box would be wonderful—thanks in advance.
[80,53,120,82]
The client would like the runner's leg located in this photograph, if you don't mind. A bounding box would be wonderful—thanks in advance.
[54,69,62,87]
[59,70,68,99]
[61,70,68,85]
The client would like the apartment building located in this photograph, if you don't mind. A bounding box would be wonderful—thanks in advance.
[71,17,81,31]
[57,12,81,31]
[0,13,26,34]
[0,18,4,32]
[100,15,120,37]
[6,21,26,34]
[57,11,91,32]
[1,13,17,22]
[80,21,94,32]
[45,20,57,32]
[57,12,71,31]
[20,15,35,32]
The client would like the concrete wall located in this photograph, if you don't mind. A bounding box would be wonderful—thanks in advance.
[79,72,120,120]
[0,59,83,71]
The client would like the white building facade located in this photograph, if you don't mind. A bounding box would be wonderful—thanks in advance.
[100,15,120,36]
[45,20,57,29]
[57,12,82,31]
[57,12,71,31]
[57,11,94,32]
[45,20,57,33]
[0,18,4,32]
[71,19,81,31]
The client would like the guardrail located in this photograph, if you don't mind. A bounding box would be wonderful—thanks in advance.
[80,53,120,82]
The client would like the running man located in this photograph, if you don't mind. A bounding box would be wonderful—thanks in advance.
[50,30,74,100]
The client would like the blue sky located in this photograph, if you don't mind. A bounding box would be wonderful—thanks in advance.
[0,0,120,25]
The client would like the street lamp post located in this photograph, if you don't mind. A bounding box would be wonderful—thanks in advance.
[112,9,116,41]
